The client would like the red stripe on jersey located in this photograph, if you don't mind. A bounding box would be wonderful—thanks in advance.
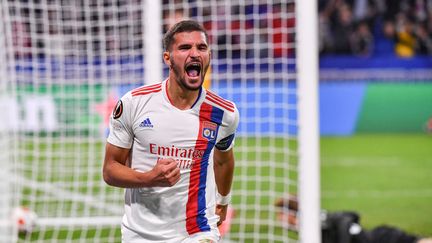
[131,88,162,96]
[207,91,234,108]
[206,95,235,112]
[132,83,161,92]
[131,84,161,94]
[206,91,235,112]
[186,102,213,234]
[131,83,162,96]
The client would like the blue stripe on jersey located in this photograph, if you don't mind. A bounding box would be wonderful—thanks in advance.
[196,105,224,232]
[191,86,202,109]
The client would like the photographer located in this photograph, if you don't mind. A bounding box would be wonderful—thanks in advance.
[275,195,432,243]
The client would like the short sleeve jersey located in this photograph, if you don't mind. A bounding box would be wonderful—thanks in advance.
[107,79,239,241]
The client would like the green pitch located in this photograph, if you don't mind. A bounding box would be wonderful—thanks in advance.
[321,134,432,237]
[232,134,432,240]
[18,133,432,241]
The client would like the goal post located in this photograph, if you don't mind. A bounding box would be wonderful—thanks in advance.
[144,0,163,85]
[296,0,321,242]
[0,0,320,242]
[0,2,16,242]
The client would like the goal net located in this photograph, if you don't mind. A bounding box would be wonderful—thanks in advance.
[0,0,319,242]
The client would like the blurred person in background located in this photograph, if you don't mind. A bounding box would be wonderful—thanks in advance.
[350,20,374,56]
[332,2,356,54]
[414,23,432,54]
[275,195,432,243]
[394,13,417,57]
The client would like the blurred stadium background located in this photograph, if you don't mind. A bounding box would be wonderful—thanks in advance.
[320,0,432,238]
[319,0,432,237]
[0,0,431,242]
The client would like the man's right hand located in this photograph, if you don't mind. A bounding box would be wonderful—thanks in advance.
[149,158,181,187]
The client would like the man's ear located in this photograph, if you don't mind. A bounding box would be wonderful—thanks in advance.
[163,51,171,66]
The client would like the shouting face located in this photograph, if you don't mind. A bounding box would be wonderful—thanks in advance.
[164,31,211,91]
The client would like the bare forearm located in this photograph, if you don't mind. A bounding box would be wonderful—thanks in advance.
[103,159,180,188]
[102,143,152,188]
[103,161,154,188]
[214,148,235,225]
[103,143,180,188]
[214,161,234,195]
[214,149,235,195]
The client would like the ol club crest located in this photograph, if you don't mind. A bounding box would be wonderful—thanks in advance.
[202,121,218,140]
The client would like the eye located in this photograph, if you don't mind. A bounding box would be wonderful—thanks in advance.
[178,45,191,50]
[198,45,208,51]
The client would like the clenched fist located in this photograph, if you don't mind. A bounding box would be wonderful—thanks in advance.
[149,158,181,187]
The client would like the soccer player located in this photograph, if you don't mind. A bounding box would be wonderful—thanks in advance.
[102,20,239,243]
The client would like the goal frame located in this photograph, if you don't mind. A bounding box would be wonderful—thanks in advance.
[296,0,321,242]
[149,0,321,242]
[0,0,321,242]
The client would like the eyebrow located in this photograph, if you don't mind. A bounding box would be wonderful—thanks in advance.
[176,43,192,50]
[177,42,208,49]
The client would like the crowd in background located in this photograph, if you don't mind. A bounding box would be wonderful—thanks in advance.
[8,0,432,60]
[163,1,296,59]
[319,0,432,57]
[163,0,432,59]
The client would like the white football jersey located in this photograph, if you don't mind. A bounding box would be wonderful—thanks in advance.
[107,79,239,242]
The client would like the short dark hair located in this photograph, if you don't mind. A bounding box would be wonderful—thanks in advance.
[163,20,209,51]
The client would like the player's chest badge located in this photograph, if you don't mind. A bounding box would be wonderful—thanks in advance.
[202,121,218,141]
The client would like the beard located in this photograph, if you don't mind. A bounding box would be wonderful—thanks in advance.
[170,59,209,91]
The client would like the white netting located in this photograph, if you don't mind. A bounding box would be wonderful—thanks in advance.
[1,0,142,242]
[0,0,306,242]
[162,1,298,242]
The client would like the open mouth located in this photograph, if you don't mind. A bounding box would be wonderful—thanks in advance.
[185,63,201,78]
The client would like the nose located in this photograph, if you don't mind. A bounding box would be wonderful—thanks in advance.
[189,46,200,57]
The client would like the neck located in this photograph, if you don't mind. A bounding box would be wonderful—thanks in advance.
[166,78,201,110]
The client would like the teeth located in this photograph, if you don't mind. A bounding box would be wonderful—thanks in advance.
[186,63,201,70]
[186,63,201,77]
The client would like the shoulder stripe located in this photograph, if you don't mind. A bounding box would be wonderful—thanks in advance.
[132,87,162,96]
[133,83,161,92]
[131,84,162,96]
[206,91,235,109]
[205,96,235,112]
[206,91,235,112]
[131,83,162,95]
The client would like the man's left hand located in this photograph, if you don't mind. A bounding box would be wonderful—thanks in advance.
[216,204,228,226]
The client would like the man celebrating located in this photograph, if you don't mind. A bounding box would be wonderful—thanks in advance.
[103,20,239,243]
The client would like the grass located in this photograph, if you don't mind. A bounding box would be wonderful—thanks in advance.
[321,134,432,237]
[16,134,432,241]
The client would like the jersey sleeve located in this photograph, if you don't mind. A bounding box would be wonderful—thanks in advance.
[215,104,239,151]
[107,92,134,149]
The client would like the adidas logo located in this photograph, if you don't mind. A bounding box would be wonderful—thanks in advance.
[139,118,153,128]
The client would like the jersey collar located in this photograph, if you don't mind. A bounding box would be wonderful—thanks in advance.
[163,79,205,111]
